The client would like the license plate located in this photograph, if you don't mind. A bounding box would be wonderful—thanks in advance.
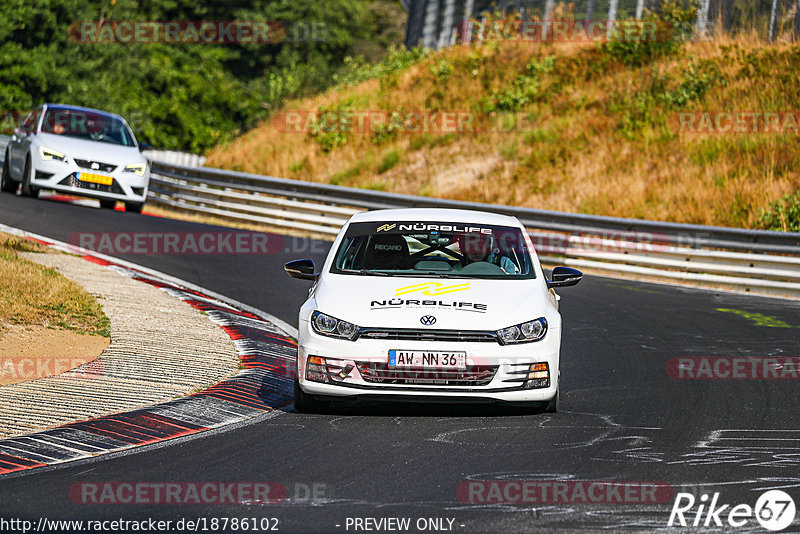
[77,172,112,186]
[388,350,466,370]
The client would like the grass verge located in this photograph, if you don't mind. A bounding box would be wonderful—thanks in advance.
[0,233,110,337]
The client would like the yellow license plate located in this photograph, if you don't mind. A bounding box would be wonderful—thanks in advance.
[77,172,113,186]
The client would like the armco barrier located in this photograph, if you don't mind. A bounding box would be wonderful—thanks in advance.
[0,134,10,163]
[146,160,800,298]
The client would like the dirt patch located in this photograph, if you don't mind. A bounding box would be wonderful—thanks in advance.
[0,324,108,386]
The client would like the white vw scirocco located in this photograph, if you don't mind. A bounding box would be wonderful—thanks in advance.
[285,208,582,412]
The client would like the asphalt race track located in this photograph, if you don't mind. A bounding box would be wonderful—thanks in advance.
[1,192,799,532]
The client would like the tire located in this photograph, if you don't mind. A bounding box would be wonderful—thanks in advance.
[1,153,16,193]
[99,199,117,209]
[20,155,39,198]
[126,202,144,214]
[544,389,559,413]
[293,376,319,413]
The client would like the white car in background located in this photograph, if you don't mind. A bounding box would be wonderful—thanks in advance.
[1,103,150,212]
[285,208,582,412]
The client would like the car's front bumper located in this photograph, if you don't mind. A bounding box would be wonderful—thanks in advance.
[31,157,149,203]
[297,320,561,403]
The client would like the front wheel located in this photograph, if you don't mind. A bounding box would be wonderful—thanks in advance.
[126,202,144,214]
[293,376,320,413]
[20,156,39,198]
[1,153,16,193]
[544,389,559,413]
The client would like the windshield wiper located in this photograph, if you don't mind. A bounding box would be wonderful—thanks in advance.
[340,269,390,276]
[393,272,463,278]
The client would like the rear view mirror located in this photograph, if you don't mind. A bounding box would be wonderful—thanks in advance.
[547,266,582,289]
[284,259,318,281]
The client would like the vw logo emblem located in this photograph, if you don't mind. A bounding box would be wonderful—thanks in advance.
[420,315,437,326]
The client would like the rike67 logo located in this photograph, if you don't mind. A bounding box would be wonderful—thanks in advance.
[669,490,796,531]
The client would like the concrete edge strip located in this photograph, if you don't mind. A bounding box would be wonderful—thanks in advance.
[0,224,297,477]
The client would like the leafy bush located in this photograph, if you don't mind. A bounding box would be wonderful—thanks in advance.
[486,56,554,112]
[602,0,698,67]
[758,192,800,232]
[660,60,725,108]
[430,59,453,82]
[308,105,351,152]
[333,45,429,88]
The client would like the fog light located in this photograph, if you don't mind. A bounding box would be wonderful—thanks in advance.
[525,362,550,388]
[306,356,328,383]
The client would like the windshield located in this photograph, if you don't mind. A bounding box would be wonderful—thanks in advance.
[331,221,536,279]
[41,108,136,147]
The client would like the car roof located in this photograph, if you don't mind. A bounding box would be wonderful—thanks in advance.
[42,103,126,122]
[348,208,522,227]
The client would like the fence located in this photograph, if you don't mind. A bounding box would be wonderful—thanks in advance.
[405,0,800,48]
[146,160,800,299]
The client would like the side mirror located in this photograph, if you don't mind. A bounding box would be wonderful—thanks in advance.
[138,142,152,152]
[284,259,318,281]
[547,266,582,289]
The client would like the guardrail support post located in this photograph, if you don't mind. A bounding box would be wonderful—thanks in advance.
[695,0,710,37]
[607,0,619,39]
[768,0,779,41]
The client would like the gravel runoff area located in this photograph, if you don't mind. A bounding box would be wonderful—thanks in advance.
[0,253,241,438]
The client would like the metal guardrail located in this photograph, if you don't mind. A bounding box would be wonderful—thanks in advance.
[0,134,10,164]
[147,161,800,298]
[143,149,206,168]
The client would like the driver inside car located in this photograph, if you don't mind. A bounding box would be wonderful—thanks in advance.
[457,233,518,274]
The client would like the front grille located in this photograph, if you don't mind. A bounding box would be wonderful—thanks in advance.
[58,174,124,195]
[74,159,117,173]
[357,328,498,343]
[357,362,497,386]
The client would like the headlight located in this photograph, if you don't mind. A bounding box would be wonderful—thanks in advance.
[496,318,547,344]
[123,163,147,176]
[39,147,66,162]
[311,311,360,341]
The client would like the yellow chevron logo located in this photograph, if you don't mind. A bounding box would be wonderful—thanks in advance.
[377,223,397,232]
[395,282,470,297]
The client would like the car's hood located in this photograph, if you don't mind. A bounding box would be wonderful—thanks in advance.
[37,133,143,164]
[311,275,552,331]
